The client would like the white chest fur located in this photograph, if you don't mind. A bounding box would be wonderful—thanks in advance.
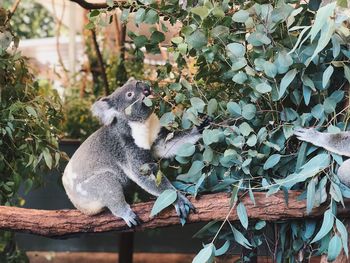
[128,113,161,150]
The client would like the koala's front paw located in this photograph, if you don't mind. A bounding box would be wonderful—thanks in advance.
[139,163,158,176]
[122,210,142,228]
[196,114,213,133]
[174,193,195,225]
[294,127,318,143]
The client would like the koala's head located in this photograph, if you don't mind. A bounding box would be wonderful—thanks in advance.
[92,79,153,125]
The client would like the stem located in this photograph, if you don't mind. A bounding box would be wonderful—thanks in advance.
[91,29,110,95]
[6,0,21,24]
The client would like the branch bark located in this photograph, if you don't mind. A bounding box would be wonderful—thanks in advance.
[1,192,349,238]
[69,0,109,9]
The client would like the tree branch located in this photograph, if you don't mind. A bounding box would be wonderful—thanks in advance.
[91,29,110,95]
[0,192,349,238]
[69,0,109,9]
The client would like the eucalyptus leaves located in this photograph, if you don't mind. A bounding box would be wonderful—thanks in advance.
[89,0,350,261]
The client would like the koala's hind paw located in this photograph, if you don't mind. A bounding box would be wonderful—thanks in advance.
[294,128,317,143]
[174,193,195,225]
[122,210,142,228]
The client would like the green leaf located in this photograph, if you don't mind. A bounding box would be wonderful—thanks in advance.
[211,26,230,39]
[255,221,266,230]
[121,9,130,22]
[232,72,247,84]
[256,82,272,94]
[159,112,175,127]
[171,37,183,44]
[42,148,52,169]
[247,32,271,46]
[135,8,146,25]
[322,65,334,88]
[143,97,152,107]
[327,235,342,262]
[150,31,165,44]
[150,189,177,217]
[278,69,297,99]
[311,209,334,243]
[187,30,207,49]
[177,143,196,157]
[134,35,148,48]
[306,179,315,214]
[227,102,241,116]
[188,161,205,178]
[237,202,249,229]
[309,2,336,42]
[232,10,249,23]
[190,97,206,112]
[144,9,159,24]
[26,106,37,117]
[212,7,225,18]
[207,99,218,116]
[242,104,256,120]
[300,153,330,178]
[263,62,277,78]
[311,104,324,119]
[191,6,210,20]
[203,147,213,163]
[308,19,335,62]
[246,134,257,147]
[344,65,350,84]
[336,219,349,257]
[89,10,100,17]
[230,225,252,249]
[203,129,222,145]
[214,240,230,256]
[263,154,281,170]
[226,43,245,58]
[239,122,253,137]
[192,244,215,263]
[169,83,182,91]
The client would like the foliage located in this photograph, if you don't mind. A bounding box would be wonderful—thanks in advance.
[92,0,350,261]
[0,7,62,262]
[3,0,55,39]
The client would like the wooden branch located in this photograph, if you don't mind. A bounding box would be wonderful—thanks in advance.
[69,0,109,9]
[1,192,349,238]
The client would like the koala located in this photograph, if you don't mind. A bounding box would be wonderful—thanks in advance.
[294,128,350,186]
[62,79,209,227]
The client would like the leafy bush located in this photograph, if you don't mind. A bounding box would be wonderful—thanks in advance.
[0,7,62,262]
[3,0,55,39]
[90,0,350,260]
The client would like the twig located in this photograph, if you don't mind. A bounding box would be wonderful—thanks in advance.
[91,29,110,95]
[51,0,70,80]
[69,0,110,9]
[5,0,21,24]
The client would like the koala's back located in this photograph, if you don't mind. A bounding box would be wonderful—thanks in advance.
[71,127,122,172]
[62,126,131,212]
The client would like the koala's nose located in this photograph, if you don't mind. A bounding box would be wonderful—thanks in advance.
[143,86,151,96]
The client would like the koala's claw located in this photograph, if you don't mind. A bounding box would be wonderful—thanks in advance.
[174,193,195,224]
[197,114,213,132]
[294,127,317,143]
[123,210,142,228]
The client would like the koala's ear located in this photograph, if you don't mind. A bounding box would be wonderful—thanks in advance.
[125,77,136,84]
[91,100,119,126]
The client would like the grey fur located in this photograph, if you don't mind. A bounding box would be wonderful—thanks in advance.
[294,127,350,187]
[62,80,202,227]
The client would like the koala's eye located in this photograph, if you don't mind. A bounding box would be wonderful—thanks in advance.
[126,92,134,98]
